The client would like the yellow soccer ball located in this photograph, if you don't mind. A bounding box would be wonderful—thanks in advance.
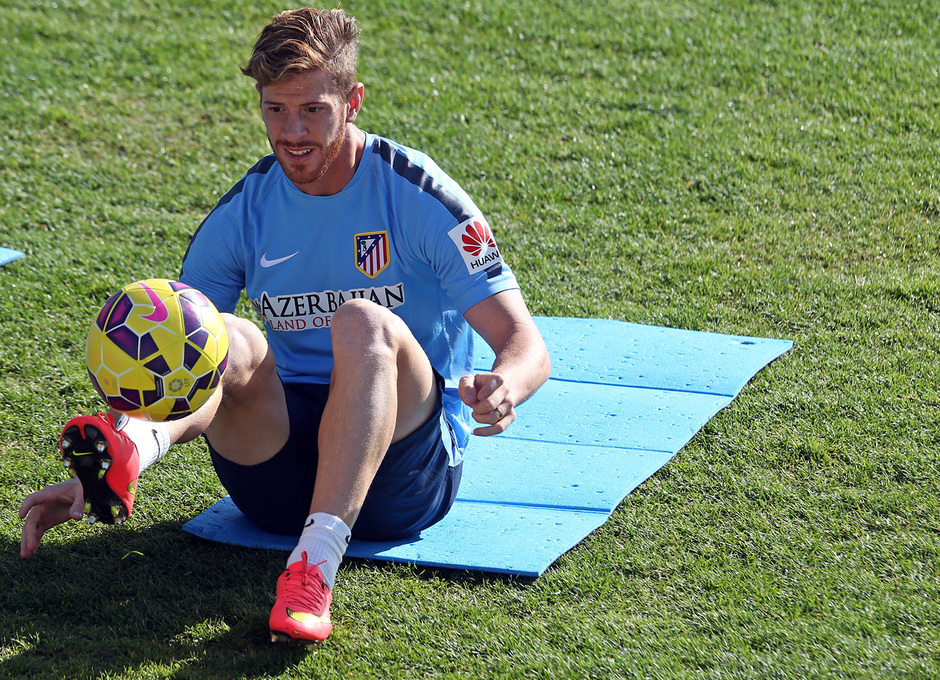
[85,279,229,421]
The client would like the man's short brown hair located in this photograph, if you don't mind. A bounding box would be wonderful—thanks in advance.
[241,8,361,94]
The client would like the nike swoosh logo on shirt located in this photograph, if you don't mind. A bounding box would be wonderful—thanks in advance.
[260,251,300,268]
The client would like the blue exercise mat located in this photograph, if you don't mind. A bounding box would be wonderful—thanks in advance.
[183,317,792,576]
[0,247,24,267]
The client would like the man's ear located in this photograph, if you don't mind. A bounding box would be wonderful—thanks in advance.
[346,83,365,122]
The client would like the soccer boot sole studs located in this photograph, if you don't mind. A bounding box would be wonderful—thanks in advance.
[61,422,130,525]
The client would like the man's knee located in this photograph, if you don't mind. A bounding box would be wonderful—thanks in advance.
[219,314,277,397]
[206,314,288,464]
[330,300,407,361]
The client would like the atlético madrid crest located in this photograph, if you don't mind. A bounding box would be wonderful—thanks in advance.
[355,231,390,279]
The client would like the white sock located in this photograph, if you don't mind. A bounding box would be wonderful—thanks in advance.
[114,414,171,472]
[288,512,351,589]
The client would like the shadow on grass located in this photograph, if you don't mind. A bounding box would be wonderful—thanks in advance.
[1,517,541,678]
[343,555,539,590]
[0,521,310,679]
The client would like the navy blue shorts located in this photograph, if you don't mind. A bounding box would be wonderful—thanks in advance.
[207,377,462,541]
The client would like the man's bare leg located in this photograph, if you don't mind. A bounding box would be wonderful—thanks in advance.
[270,300,438,643]
[284,300,437,571]
[19,313,286,554]
[197,316,290,464]
[310,299,438,528]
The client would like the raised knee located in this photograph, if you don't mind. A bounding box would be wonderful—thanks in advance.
[330,300,402,360]
[219,314,274,391]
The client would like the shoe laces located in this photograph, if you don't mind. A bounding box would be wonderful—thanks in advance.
[282,552,329,611]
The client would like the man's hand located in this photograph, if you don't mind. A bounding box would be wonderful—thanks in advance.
[19,478,85,558]
[460,289,551,437]
[459,372,515,436]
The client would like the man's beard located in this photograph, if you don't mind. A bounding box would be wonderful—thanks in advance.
[273,123,346,189]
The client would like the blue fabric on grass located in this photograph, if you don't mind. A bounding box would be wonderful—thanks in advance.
[183,317,792,576]
[0,248,24,266]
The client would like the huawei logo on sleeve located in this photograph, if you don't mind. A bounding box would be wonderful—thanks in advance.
[460,221,496,257]
[447,218,504,278]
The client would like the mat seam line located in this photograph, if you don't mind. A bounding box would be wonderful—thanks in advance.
[544,376,740,398]
[452,497,614,515]
[483,435,692,454]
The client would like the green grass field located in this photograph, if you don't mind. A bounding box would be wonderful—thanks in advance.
[1,0,938,677]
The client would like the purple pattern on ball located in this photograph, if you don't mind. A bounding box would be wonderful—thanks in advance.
[107,326,140,359]
[96,291,121,331]
[144,355,172,376]
[107,395,141,413]
[183,343,202,371]
[137,332,160,361]
[141,384,163,406]
[191,372,213,394]
[119,388,142,407]
[166,399,192,420]
[180,300,203,336]
[179,288,210,307]
[187,328,209,350]
[105,293,134,332]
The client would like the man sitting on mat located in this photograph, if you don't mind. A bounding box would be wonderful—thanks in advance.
[18,7,550,645]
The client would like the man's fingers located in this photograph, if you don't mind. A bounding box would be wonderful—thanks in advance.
[19,479,86,558]
[21,506,42,558]
[470,404,515,436]
[472,404,512,423]
[458,374,477,405]
[69,490,86,520]
[473,374,503,402]
[460,372,508,411]
[18,489,42,520]
[461,372,518,436]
